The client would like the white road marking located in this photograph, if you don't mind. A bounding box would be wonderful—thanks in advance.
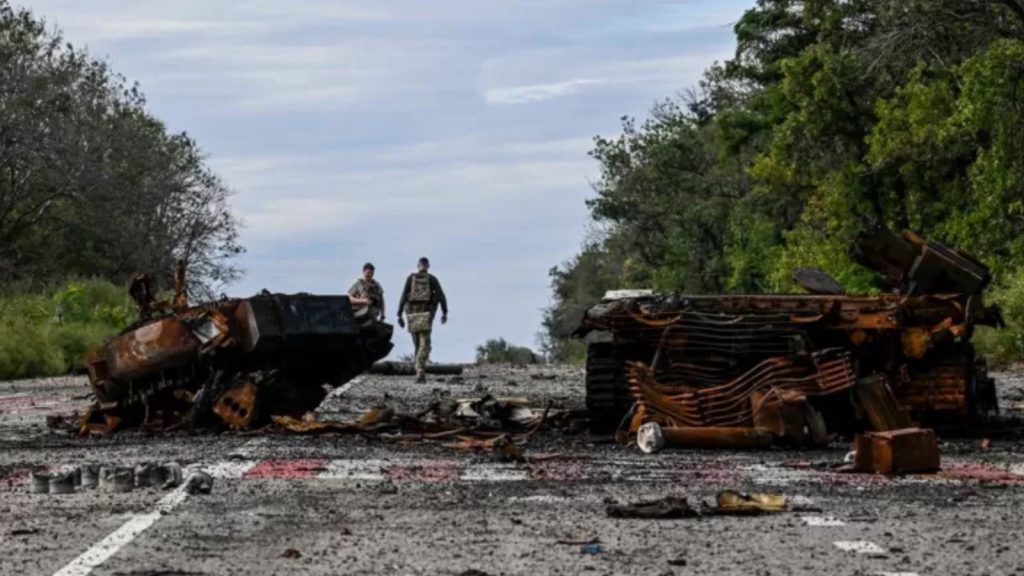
[322,375,365,402]
[320,459,387,481]
[204,460,258,479]
[49,459,257,576]
[461,463,531,482]
[507,494,571,503]
[228,437,268,459]
[802,516,846,527]
[876,572,921,576]
[51,487,189,576]
[834,541,887,555]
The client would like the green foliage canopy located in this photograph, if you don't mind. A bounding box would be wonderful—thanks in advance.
[543,0,1024,362]
[0,1,243,296]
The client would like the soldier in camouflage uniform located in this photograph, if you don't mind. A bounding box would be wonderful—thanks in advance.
[397,257,448,383]
[348,262,385,321]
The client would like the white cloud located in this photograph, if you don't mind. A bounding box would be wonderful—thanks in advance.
[214,137,595,243]
[20,0,745,360]
[484,78,608,105]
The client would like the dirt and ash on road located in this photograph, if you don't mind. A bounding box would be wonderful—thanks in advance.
[2,364,1024,575]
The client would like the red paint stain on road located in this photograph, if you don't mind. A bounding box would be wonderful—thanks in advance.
[244,459,328,479]
[943,462,1024,485]
[0,468,32,491]
[0,394,80,416]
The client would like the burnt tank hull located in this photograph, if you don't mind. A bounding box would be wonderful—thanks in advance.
[84,292,393,433]
[576,226,1001,437]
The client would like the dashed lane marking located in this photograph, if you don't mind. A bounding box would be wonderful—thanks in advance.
[320,459,389,481]
[49,460,258,576]
[802,516,846,527]
[461,462,531,482]
[320,375,365,403]
[52,485,191,576]
[834,541,887,556]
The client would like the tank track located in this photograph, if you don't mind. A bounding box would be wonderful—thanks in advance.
[584,342,635,432]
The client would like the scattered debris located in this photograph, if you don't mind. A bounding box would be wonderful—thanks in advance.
[30,472,50,494]
[136,462,184,489]
[48,469,76,494]
[10,528,40,536]
[606,496,699,519]
[184,471,214,495]
[607,492,798,519]
[269,396,561,459]
[579,543,605,555]
[636,422,665,454]
[709,491,786,516]
[80,464,100,489]
[636,422,774,452]
[853,428,941,474]
[281,548,302,559]
[100,467,135,493]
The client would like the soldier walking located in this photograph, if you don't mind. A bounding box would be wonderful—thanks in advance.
[397,257,448,383]
[348,262,385,321]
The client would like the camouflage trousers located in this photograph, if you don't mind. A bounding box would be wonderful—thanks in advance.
[411,330,432,374]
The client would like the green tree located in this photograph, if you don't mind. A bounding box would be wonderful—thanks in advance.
[475,338,539,365]
[0,1,242,295]
[544,0,1024,362]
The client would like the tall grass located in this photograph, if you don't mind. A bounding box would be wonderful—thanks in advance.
[0,279,134,379]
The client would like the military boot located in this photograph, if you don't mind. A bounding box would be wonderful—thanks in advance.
[415,371,427,384]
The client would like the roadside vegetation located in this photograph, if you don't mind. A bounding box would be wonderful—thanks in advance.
[0,2,242,378]
[543,0,1024,365]
[0,279,134,379]
[476,338,540,365]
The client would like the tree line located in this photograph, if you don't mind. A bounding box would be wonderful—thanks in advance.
[543,0,1024,362]
[0,1,242,297]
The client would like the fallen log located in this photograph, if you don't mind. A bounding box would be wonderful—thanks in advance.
[369,361,465,376]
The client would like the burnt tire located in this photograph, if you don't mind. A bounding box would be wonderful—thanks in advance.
[585,342,634,433]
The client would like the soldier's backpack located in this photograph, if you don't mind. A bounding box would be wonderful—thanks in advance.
[408,273,433,304]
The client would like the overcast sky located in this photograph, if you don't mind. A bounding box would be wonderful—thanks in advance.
[24,0,748,361]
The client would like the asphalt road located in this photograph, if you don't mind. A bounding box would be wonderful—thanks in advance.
[2,365,1024,576]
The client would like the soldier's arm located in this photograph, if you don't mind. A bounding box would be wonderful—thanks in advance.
[378,284,387,318]
[397,275,411,316]
[432,276,448,316]
[347,280,360,297]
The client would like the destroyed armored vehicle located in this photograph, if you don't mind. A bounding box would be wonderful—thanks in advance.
[82,271,393,433]
[576,224,1002,441]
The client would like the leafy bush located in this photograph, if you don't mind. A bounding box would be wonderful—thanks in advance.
[476,338,540,365]
[0,279,134,379]
[974,268,1024,366]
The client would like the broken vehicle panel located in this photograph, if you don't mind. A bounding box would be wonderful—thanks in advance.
[83,288,394,433]
[575,225,1000,457]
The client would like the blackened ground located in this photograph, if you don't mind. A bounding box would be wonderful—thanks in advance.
[1,365,1023,576]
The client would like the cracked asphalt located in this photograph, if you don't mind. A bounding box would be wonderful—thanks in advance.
[2,364,1024,576]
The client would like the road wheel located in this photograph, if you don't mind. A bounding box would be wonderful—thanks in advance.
[585,342,634,433]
